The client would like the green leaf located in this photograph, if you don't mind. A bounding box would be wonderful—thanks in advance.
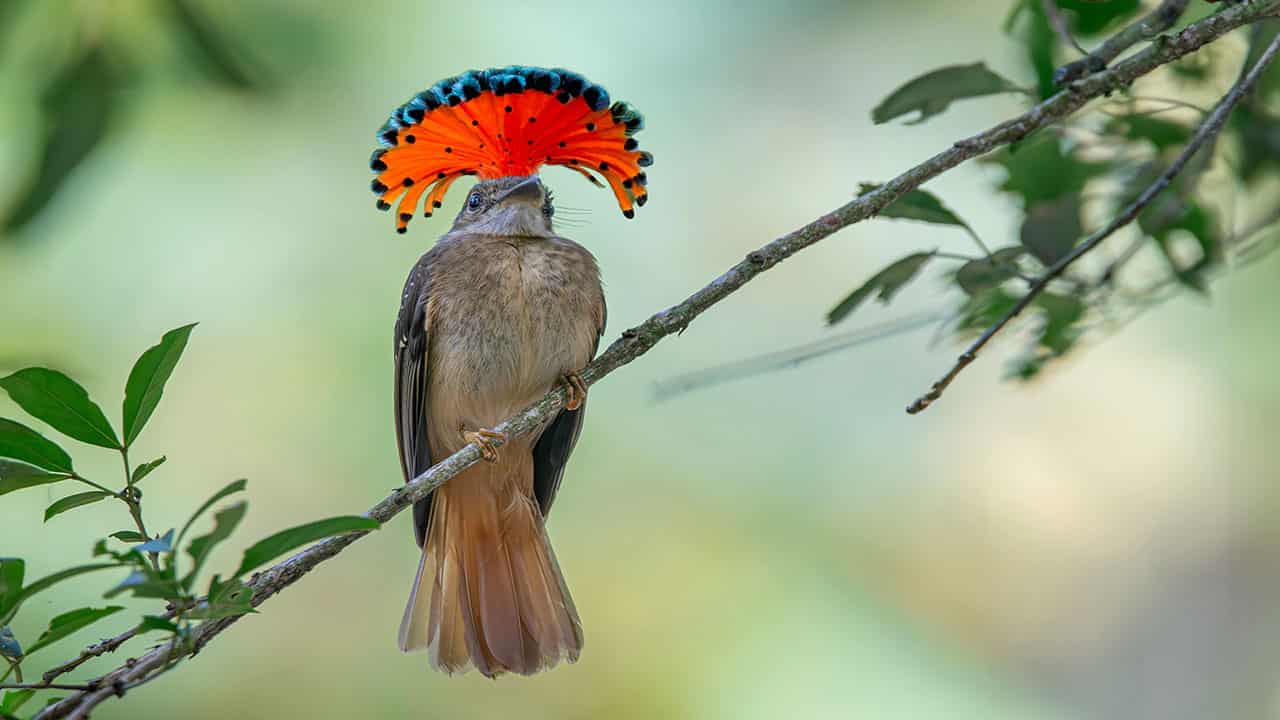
[1232,104,1280,184]
[1034,292,1086,354]
[137,615,179,635]
[3,46,116,233]
[104,571,182,601]
[189,575,254,620]
[1246,20,1280,104]
[1147,202,1221,292]
[44,491,111,522]
[1106,114,1192,151]
[9,564,120,619]
[109,531,146,543]
[1020,195,1083,265]
[954,247,1026,294]
[184,501,247,589]
[1052,0,1140,35]
[24,606,123,656]
[871,63,1021,125]
[0,460,69,497]
[858,183,973,230]
[0,369,119,449]
[1169,54,1212,84]
[984,135,1108,207]
[177,479,247,553]
[166,0,260,90]
[37,697,67,716]
[131,456,166,484]
[0,561,22,619]
[0,689,34,714]
[826,253,934,325]
[0,626,20,659]
[958,287,1022,333]
[0,419,73,473]
[136,529,176,554]
[1006,0,1057,99]
[122,324,196,448]
[234,516,380,578]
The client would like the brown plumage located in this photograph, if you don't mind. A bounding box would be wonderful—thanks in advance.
[393,175,605,677]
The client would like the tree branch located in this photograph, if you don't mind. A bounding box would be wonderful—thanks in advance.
[33,2,1280,718]
[652,312,945,401]
[1055,0,1192,84]
[907,28,1280,415]
[0,683,94,691]
[38,617,155,685]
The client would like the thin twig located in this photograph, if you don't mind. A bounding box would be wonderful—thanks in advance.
[1055,0,1191,84]
[1117,95,1211,114]
[652,312,944,401]
[0,683,94,691]
[1041,0,1089,55]
[1229,206,1280,265]
[39,623,148,685]
[907,30,1280,415]
[33,3,1280,718]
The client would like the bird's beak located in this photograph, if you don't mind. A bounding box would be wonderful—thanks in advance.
[497,176,544,206]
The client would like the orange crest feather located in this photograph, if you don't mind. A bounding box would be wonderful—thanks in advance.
[370,66,652,233]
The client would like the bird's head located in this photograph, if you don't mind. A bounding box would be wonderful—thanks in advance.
[449,175,554,238]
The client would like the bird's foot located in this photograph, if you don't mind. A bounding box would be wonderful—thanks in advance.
[559,372,588,411]
[460,427,507,462]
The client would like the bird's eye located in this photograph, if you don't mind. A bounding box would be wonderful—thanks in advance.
[466,192,483,211]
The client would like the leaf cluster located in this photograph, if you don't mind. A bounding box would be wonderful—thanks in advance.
[0,326,377,714]
[831,2,1280,380]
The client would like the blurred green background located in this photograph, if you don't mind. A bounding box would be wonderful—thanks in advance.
[3,1,1279,718]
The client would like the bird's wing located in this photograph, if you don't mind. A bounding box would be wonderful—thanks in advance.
[531,295,606,519]
[394,252,435,547]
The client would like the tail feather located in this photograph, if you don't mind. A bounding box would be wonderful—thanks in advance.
[469,487,525,672]
[399,458,582,677]
[514,513,582,660]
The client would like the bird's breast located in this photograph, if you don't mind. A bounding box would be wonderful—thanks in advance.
[427,235,602,440]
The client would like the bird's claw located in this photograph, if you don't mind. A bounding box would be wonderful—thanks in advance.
[461,427,507,462]
[559,372,588,411]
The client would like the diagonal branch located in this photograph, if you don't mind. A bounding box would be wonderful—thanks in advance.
[907,29,1280,416]
[0,683,93,691]
[1055,0,1192,84]
[652,312,945,401]
[37,613,160,685]
[33,2,1280,718]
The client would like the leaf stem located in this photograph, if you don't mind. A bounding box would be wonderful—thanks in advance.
[119,448,160,572]
[121,450,134,490]
[962,226,994,258]
[932,250,982,262]
[69,474,114,495]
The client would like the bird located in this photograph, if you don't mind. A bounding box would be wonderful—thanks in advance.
[370,66,652,677]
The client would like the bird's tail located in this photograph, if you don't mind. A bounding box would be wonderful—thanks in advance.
[398,455,582,677]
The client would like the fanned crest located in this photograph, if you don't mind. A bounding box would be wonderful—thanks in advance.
[370,66,653,233]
